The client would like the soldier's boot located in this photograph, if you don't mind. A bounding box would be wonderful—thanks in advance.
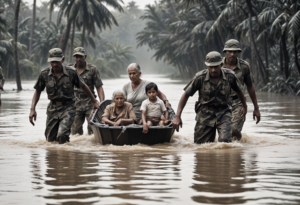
[58,136,69,144]
[232,129,242,141]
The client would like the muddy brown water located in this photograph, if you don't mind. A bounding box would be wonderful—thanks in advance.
[0,75,300,205]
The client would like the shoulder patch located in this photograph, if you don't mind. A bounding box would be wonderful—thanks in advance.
[239,58,250,67]
[222,68,235,75]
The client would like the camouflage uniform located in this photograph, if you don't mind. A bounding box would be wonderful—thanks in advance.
[34,48,85,143]
[184,51,242,144]
[223,39,254,133]
[70,47,103,135]
[0,66,4,106]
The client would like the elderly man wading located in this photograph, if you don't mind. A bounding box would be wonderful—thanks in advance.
[70,47,105,135]
[29,48,100,144]
[222,39,261,140]
[172,51,248,144]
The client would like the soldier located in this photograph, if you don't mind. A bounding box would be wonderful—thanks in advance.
[29,48,100,144]
[0,57,5,106]
[223,39,261,140]
[172,51,247,144]
[70,47,105,135]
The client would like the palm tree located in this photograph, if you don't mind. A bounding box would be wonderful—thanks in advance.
[14,0,22,90]
[50,0,124,53]
[29,0,37,59]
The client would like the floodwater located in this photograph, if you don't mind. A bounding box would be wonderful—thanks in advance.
[1,75,300,205]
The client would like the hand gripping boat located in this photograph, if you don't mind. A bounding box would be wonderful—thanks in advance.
[89,100,176,145]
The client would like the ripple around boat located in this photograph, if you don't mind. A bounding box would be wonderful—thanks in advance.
[89,100,176,145]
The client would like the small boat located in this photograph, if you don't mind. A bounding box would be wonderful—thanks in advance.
[89,100,176,145]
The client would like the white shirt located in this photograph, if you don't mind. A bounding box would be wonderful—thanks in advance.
[140,97,167,118]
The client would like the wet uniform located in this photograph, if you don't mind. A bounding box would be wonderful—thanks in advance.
[70,62,103,135]
[184,68,241,144]
[34,65,85,142]
[223,58,253,132]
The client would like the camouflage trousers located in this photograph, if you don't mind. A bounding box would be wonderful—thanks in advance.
[71,108,93,135]
[231,100,245,134]
[45,102,76,143]
[194,113,232,144]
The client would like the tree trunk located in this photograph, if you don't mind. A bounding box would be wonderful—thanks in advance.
[59,19,72,53]
[29,0,36,60]
[294,35,300,75]
[81,23,86,46]
[281,30,290,78]
[264,35,269,78]
[14,0,22,90]
[49,10,52,22]
[248,13,267,84]
[69,20,76,62]
[279,42,284,74]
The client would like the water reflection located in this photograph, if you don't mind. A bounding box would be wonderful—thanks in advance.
[192,150,257,204]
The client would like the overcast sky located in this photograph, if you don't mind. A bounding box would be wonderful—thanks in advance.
[24,0,156,9]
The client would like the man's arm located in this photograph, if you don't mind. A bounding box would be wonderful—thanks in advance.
[96,86,105,102]
[101,117,115,126]
[81,84,100,109]
[247,85,261,124]
[29,90,41,126]
[157,90,171,107]
[235,90,247,118]
[172,92,190,132]
[142,110,148,133]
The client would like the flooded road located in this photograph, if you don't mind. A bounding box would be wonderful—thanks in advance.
[1,75,300,205]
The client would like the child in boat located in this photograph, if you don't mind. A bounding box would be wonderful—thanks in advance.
[140,82,169,133]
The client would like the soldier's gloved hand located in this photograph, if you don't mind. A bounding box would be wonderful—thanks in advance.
[92,100,100,110]
[29,109,37,126]
[240,106,247,119]
[253,109,261,124]
[172,115,182,132]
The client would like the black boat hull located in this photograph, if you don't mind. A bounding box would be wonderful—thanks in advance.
[91,126,175,145]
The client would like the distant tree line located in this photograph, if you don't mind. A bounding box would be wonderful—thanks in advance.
[0,0,139,90]
[137,0,300,95]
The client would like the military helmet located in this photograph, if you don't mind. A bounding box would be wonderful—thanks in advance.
[223,39,242,52]
[73,47,86,56]
[47,48,64,62]
[205,51,223,66]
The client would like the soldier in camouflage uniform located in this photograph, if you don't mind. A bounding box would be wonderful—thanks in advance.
[172,51,248,144]
[223,39,261,140]
[29,48,100,144]
[0,57,5,106]
[70,47,105,135]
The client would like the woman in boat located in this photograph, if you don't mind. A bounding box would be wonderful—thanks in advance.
[101,90,137,126]
[122,63,170,122]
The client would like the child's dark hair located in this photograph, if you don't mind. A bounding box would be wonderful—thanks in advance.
[145,82,158,93]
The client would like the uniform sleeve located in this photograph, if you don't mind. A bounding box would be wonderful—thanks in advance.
[128,104,137,123]
[184,76,201,97]
[140,100,147,111]
[73,71,85,88]
[244,65,253,86]
[229,74,242,93]
[93,69,103,88]
[33,73,45,91]
[0,67,5,81]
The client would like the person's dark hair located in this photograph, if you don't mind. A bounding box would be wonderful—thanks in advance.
[145,82,158,93]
